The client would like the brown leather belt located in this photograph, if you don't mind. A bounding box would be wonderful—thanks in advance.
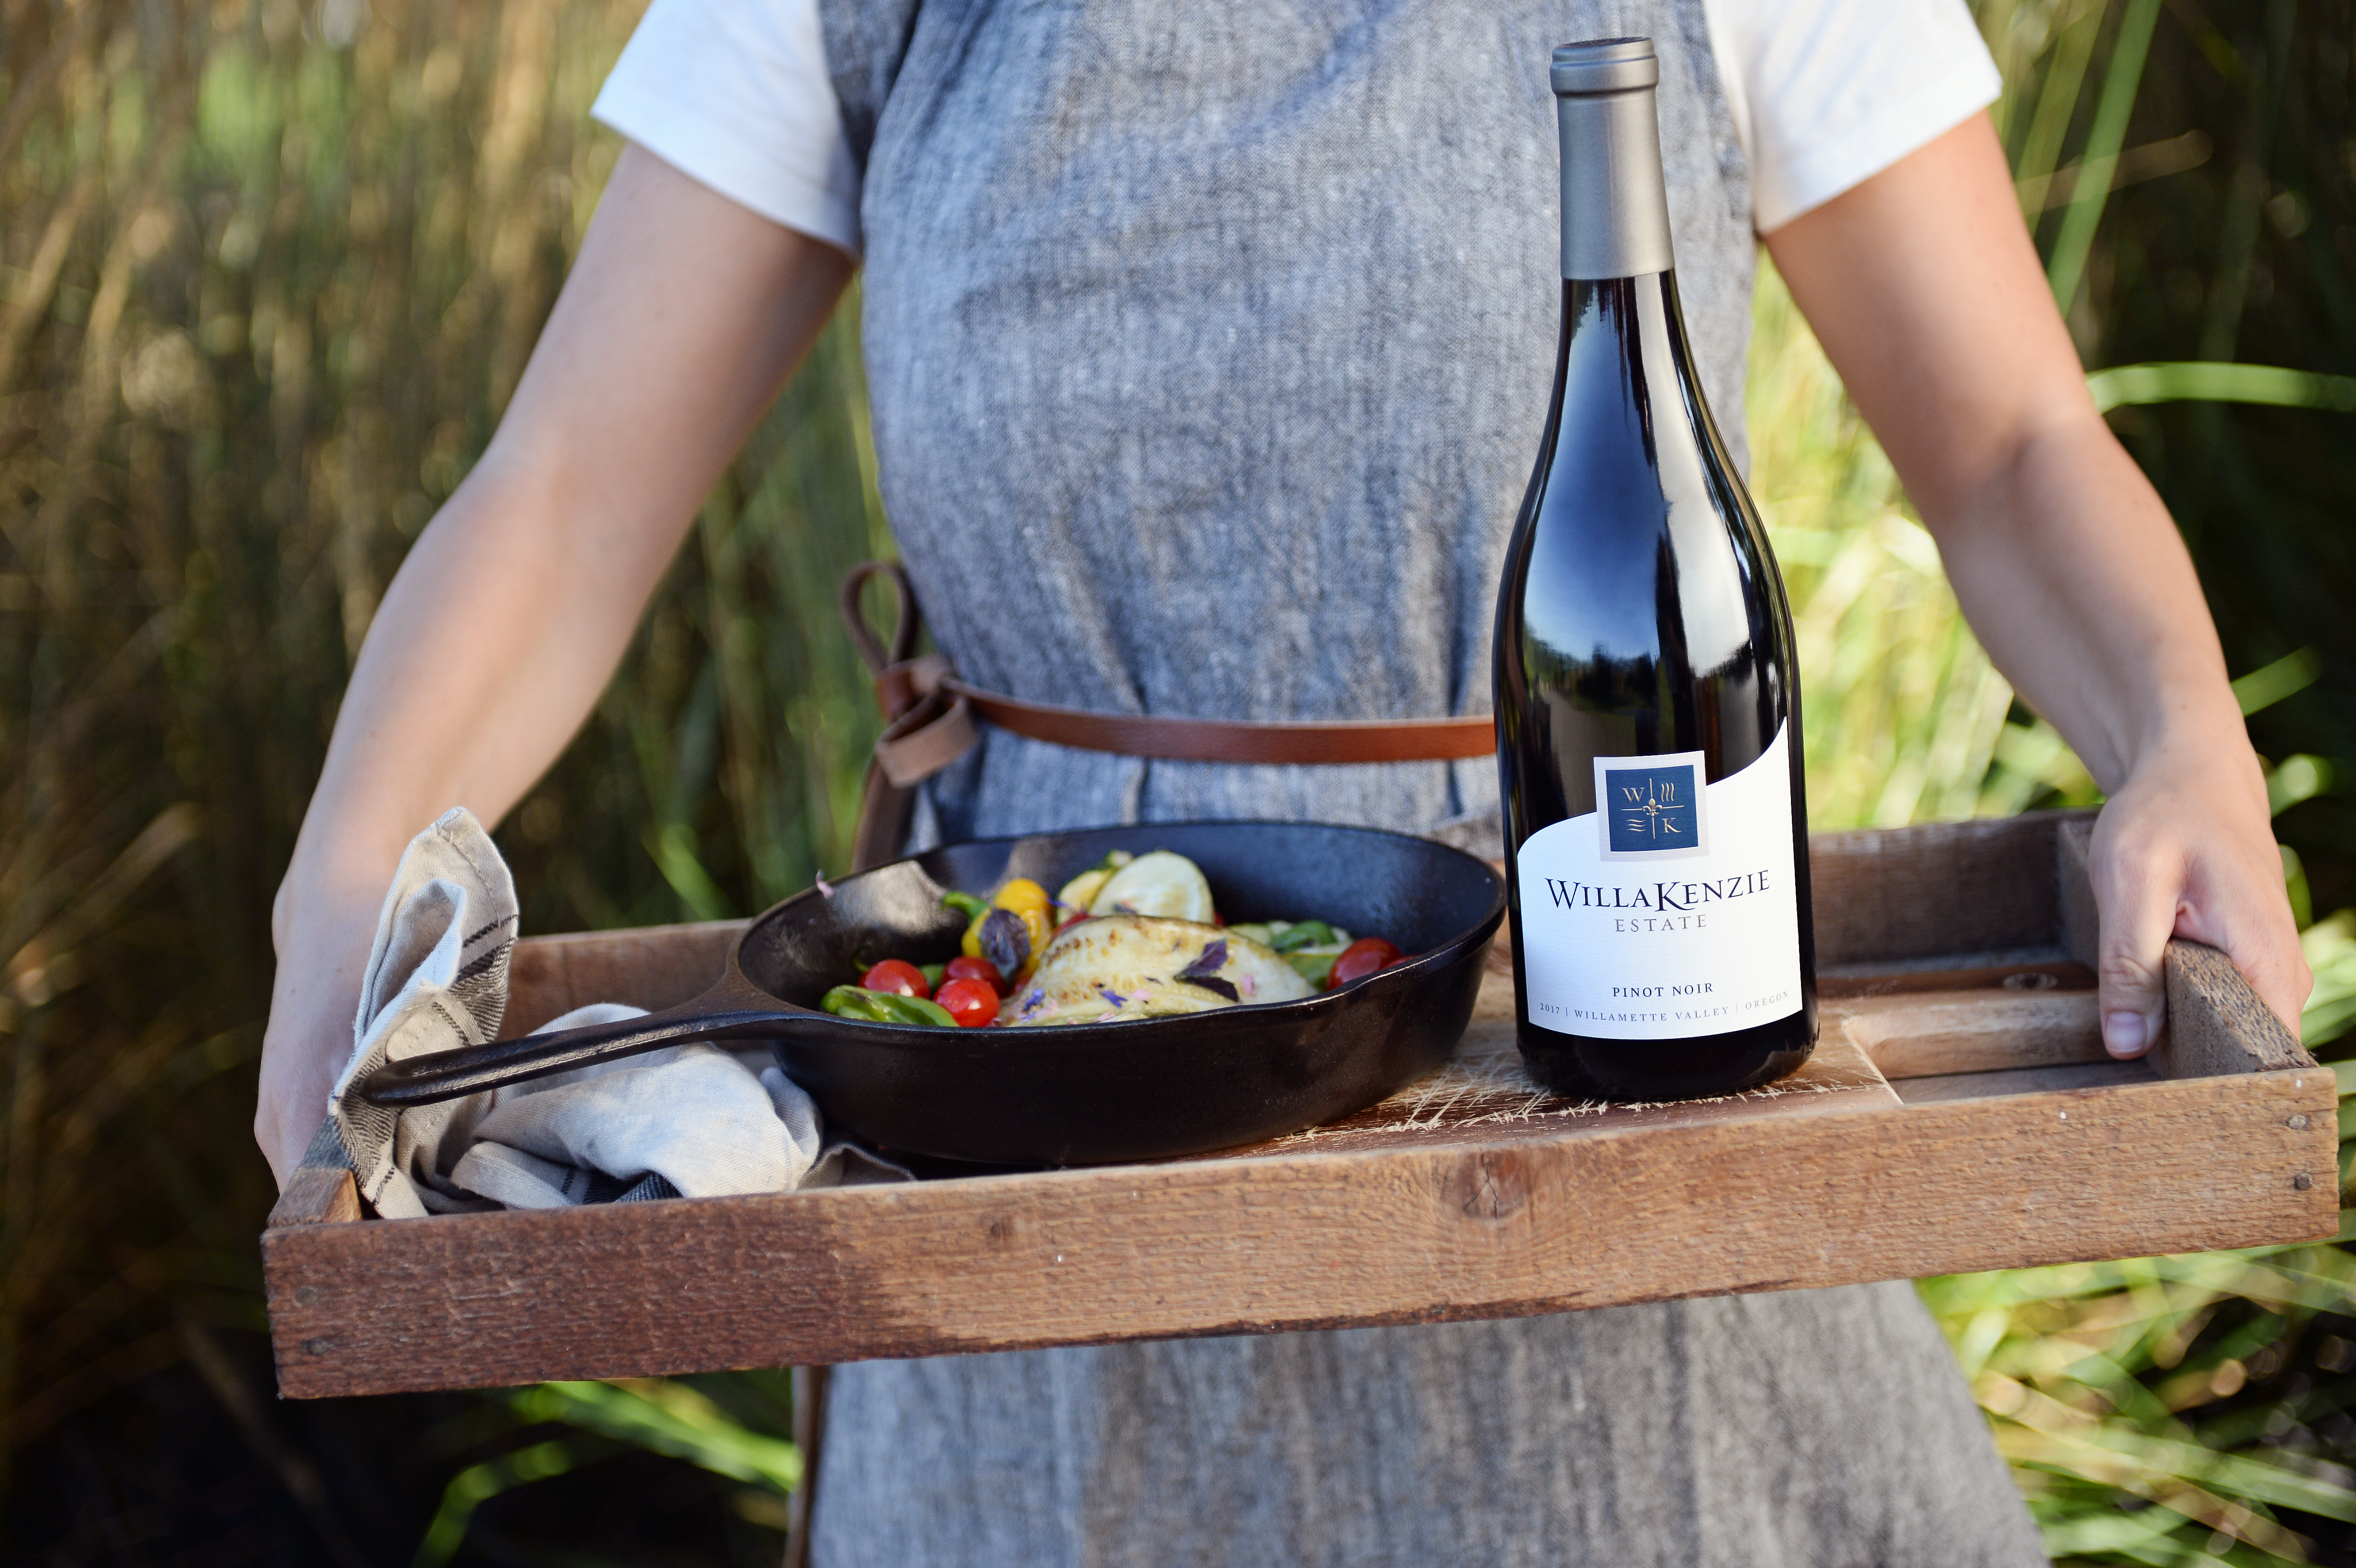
[840,561,1497,867]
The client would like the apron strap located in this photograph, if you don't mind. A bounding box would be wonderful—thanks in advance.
[840,560,1498,867]
[785,1362,830,1568]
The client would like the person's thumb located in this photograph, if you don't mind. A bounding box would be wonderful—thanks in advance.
[2092,833,2182,1060]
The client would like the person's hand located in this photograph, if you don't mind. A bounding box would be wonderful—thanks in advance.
[2089,735,2312,1057]
[253,876,382,1188]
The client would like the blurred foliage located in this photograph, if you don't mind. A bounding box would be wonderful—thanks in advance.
[2045,0,2356,917]
[3,0,2355,1562]
[0,0,879,1559]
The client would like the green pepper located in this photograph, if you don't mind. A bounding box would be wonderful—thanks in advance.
[821,985,956,1027]
[1272,920,1336,953]
[822,984,890,1020]
[1284,951,1338,988]
[876,992,957,1027]
[941,891,992,921]
[919,961,947,991]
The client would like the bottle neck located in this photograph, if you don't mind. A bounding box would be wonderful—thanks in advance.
[1555,87,1674,280]
[1554,274,1697,390]
[1547,272,1726,499]
[1548,274,1686,469]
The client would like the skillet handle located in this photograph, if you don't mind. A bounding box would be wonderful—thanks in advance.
[354,973,802,1109]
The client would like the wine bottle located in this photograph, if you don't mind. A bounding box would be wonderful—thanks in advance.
[1492,37,1817,1101]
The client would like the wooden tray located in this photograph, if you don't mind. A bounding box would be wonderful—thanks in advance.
[262,811,2336,1400]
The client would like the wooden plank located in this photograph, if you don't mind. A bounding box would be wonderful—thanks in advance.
[261,1062,2338,1398]
[1891,1059,2156,1104]
[1195,973,1898,1161]
[1808,813,2084,967]
[1820,959,2092,1000]
[266,1166,360,1229]
[2057,814,2100,967]
[501,918,745,1037]
[2158,937,2314,1078]
[1841,990,2104,1080]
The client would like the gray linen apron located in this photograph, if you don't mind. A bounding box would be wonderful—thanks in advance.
[810,1,2045,1561]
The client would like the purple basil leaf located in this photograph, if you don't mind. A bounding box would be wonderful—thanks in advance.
[980,908,1031,977]
[1099,987,1126,1008]
[1181,974,1240,1002]
[1176,939,1228,980]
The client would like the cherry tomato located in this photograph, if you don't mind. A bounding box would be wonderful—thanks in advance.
[1326,937,1406,990]
[861,958,931,998]
[944,955,1004,992]
[935,976,1000,1027]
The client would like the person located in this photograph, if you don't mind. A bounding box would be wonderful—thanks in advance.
[255,0,2313,1560]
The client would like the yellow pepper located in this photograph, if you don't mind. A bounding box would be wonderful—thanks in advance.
[991,878,1054,980]
[951,878,1056,983]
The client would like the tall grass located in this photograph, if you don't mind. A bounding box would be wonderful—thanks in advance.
[0,0,881,1555]
[3,0,2353,1562]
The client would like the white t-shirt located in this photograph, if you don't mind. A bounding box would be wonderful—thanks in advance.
[590,0,1998,259]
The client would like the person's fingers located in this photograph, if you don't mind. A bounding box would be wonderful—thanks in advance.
[2237,927,2314,1037]
[2171,851,2314,1037]
[2090,761,2313,1058]
[2090,816,2182,1059]
[255,981,358,1190]
[257,1025,345,1190]
[256,891,381,1190]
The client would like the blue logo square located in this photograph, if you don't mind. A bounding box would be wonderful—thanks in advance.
[1604,762,1700,853]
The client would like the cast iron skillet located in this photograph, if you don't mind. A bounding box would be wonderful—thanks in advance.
[357,821,1505,1166]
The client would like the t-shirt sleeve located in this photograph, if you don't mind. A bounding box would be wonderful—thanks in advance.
[590,0,862,257]
[1702,0,2003,234]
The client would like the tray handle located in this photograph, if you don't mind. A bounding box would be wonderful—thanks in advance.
[267,1165,361,1227]
[2158,937,2314,1078]
[2058,816,2315,1078]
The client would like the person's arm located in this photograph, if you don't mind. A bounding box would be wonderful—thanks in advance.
[254,146,854,1185]
[1764,111,2312,1053]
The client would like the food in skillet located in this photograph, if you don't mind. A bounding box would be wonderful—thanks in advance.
[819,849,1409,1028]
[1010,917,1313,1024]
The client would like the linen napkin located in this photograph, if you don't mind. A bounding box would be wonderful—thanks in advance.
[321,808,904,1218]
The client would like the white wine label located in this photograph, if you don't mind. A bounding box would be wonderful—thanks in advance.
[1515,723,1801,1040]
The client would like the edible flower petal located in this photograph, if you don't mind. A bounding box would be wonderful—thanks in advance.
[1175,939,1229,980]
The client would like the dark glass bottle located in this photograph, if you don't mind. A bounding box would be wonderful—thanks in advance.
[1492,38,1817,1100]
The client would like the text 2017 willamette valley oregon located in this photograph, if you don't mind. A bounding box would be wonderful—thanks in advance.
[1492,38,1817,1100]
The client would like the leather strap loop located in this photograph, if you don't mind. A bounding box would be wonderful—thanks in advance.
[874,652,954,719]
[841,561,920,691]
[874,689,980,789]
